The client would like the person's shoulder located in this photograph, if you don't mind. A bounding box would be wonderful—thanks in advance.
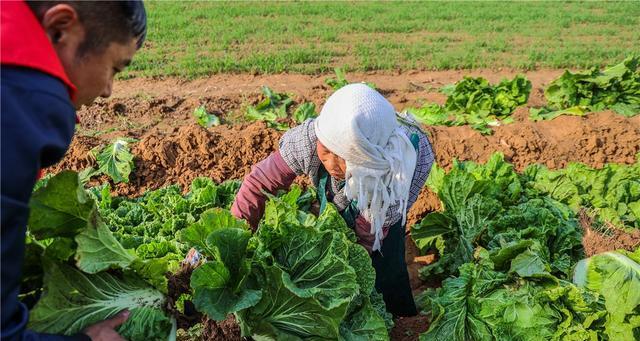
[1,66,76,150]
[296,117,317,135]
[399,118,431,146]
[279,118,320,176]
[1,66,72,104]
[281,118,317,144]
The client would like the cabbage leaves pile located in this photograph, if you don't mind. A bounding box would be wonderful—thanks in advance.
[412,154,640,340]
[89,177,240,258]
[573,249,640,340]
[530,56,640,121]
[408,75,531,134]
[26,171,175,340]
[524,156,640,229]
[181,187,393,340]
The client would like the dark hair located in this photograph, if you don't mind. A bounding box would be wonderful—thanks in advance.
[27,1,147,57]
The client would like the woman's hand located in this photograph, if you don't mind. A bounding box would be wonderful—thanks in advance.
[83,310,130,341]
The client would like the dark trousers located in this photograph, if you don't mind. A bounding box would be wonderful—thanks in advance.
[371,223,417,317]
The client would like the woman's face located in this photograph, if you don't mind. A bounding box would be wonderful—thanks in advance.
[317,141,347,180]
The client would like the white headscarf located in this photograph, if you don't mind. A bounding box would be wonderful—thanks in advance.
[314,84,417,251]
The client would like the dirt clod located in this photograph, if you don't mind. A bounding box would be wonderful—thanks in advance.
[167,264,201,330]
[579,211,640,257]
[202,316,242,341]
[390,315,430,341]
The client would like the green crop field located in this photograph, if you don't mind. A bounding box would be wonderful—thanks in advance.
[20,2,640,341]
[121,1,640,79]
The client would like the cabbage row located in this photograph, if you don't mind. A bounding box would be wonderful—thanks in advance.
[412,154,640,340]
[25,172,176,340]
[524,159,640,230]
[530,56,640,121]
[23,172,391,340]
[91,178,240,258]
[181,188,393,340]
[22,153,639,340]
[405,56,639,135]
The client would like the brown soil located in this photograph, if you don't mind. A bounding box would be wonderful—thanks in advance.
[202,316,242,341]
[58,71,640,193]
[108,69,563,108]
[428,109,640,171]
[167,264,201,330]
[49,122,283,196]
[125,122,280,196]
[75,69,587,141]
[390,315,430,341]
[580,211,640,257]
[50,135,102,171]
[51,110,640,198]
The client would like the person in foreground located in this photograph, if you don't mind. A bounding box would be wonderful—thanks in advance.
[1,1,146,340]
[230,83,435,316]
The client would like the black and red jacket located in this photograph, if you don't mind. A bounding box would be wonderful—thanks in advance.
[1,1,86,340]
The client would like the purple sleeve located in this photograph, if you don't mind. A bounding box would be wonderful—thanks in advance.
[231,151,297,229]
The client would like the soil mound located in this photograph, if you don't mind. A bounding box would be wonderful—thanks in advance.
[428,111,640,172]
